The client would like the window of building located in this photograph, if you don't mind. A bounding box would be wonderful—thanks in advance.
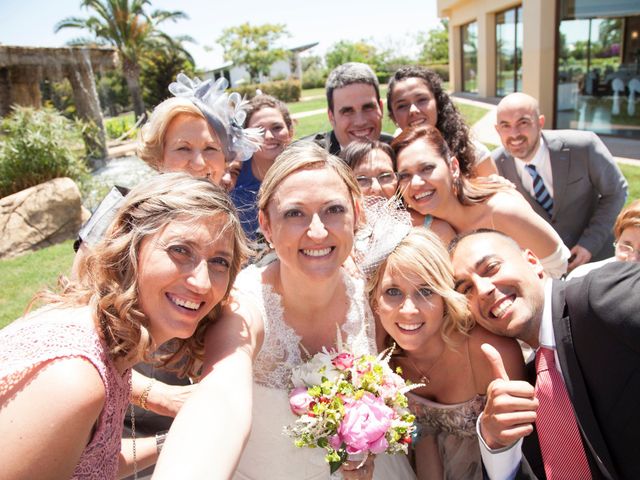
[556,0,640,139]
[461,22,478,93]
[496,6,523,96]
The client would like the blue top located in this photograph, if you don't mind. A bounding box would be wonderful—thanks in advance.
[230,158,261,239]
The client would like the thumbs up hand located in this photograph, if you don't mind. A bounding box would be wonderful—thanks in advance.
[480,344,538,450]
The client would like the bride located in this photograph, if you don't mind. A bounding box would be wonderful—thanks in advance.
[154,142,416,480]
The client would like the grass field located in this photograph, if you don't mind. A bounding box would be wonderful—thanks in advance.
[0,240,75,328]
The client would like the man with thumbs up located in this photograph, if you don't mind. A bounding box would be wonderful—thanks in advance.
[449,229,640,480]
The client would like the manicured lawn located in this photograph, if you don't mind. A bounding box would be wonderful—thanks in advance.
[287,97,327,114]
[0,240,75,329]
[620,163,640,205]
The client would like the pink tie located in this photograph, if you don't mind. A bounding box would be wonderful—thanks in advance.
[535,347,591,479]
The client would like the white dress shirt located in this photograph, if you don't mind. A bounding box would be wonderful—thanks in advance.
[513,138,554,200]
[478,280,560,480]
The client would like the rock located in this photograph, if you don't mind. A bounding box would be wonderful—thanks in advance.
[0,177,83,259]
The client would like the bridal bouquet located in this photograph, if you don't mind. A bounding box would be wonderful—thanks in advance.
[284,344,418,473]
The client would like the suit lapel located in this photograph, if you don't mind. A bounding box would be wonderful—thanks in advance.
[544,132,570,220]
[551,281,617,479]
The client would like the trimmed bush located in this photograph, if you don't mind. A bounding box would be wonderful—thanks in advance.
[302,68,328,89]
[424,63,450,82]
[0,106,90,198]
[231,79,301,103]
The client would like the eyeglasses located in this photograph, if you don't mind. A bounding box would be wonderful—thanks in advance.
[614,242,640,260]
[356,172,397,189]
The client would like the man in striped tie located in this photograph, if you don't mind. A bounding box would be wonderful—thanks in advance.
[450,229,640,480]
[492,93,627,273]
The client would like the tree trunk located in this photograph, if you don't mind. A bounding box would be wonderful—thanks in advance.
[122,58,145,120]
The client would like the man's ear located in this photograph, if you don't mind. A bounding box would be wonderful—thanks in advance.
[538,114,545,129]
[328,107,336,129]
[258,210,271,244]
[378,98,384,115]
[524,249,545,278]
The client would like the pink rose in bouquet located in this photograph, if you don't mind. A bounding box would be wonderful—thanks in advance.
[331,392,393,455]
[332,352,354,371]
[289,387,314,416]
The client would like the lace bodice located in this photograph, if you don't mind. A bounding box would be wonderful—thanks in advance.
[407,393,486,438]
[233,263,376,390]
[0,306,131,479]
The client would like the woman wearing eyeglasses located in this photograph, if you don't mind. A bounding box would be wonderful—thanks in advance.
[568,199,640,278]
[341,140,456,244]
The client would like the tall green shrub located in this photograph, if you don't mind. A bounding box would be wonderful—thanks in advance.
[0,106,90,198]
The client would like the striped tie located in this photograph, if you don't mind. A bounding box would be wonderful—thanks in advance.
[525,164,553,217]
[535,347,591,479]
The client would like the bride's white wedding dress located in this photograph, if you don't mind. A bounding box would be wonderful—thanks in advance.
[232,264,416,480]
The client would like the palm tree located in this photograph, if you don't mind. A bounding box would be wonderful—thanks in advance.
[55,0,190,120]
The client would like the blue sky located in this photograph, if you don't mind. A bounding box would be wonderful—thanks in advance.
[0,0,441,70]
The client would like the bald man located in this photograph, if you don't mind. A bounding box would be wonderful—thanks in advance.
[492,93,627,271]
[450,229,640,479]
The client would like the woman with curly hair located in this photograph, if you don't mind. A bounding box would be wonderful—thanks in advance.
[387,66,497,177]
[0,173,250,479]
[369,228,525,479]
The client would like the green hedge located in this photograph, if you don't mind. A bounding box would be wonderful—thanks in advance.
[0,106,90,198]
[231,79,301,103]
[423,63,450,82]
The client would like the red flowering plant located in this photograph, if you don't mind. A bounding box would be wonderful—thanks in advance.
[284,340,419,474]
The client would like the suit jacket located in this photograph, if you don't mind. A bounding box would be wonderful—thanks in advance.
[492,130,628,261]
[516,262,640,479]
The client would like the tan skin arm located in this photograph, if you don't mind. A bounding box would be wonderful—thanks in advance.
[0,357,105,480]
[152,296,261,480]
[489,191,567,261]
[474,155,499,177]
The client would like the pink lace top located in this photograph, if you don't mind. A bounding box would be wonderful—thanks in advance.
[0,305,131,479]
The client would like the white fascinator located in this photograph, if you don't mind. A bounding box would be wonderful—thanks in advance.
[353,196,413,276]
[168,73,263,161]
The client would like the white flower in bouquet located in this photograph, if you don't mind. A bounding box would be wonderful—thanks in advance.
[291,349,340,388]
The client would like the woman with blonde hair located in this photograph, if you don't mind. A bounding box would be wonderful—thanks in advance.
[369,228,525,479]
[154,142,416,480]
[392,125,570,278]
[0,173,250,479]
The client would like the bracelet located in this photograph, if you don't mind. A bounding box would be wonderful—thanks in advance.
[138,378,156,411]
[156,430,169,455]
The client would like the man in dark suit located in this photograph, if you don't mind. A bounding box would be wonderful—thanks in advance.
[492,93,627,271]
[450,229,640,480]
[300,62,393,155]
